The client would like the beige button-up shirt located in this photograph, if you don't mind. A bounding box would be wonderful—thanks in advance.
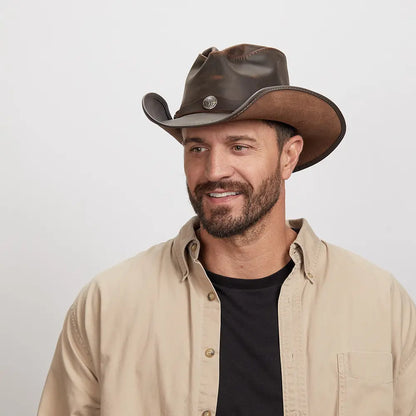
[38,218,416,416]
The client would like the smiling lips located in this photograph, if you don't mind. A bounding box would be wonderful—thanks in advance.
[208,191,240,198]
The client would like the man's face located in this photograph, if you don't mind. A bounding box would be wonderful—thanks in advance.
[183,120,283,238]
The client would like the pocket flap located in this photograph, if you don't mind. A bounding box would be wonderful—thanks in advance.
[342,351,393,383]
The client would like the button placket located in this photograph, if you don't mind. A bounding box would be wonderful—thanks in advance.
[279,275,296,413]
[280,272,309,416]
[189,258,220,415]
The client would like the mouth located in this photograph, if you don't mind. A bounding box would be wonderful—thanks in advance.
[207,191,241,198]
[203,190,243,205]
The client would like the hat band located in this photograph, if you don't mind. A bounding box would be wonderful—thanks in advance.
[175,96,244,119]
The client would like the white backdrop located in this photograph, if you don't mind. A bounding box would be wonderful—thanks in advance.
[1,0,415,414]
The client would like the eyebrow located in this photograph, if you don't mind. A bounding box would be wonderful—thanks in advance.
[182,135,257,146]
[225,135,257,143]
[182,137,205,145]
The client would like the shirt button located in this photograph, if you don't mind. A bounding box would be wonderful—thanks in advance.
[202,411,211,416]
[205,348,215,358]
[207,292,216,301]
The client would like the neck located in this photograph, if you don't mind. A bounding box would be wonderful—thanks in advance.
[198,189,296,279]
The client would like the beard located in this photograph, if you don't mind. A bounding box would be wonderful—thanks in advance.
[187,164,282,238]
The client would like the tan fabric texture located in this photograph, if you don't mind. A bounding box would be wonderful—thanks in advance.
[38,218,416,416]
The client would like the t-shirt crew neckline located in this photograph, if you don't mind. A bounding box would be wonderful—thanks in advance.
[206,259,295,289]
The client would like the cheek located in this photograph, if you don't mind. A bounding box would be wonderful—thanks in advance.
[236,160,273,182]
[183,155,192,178]
[184,160,201,189]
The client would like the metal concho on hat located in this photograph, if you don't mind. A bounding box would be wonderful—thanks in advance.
[202,95,218,110]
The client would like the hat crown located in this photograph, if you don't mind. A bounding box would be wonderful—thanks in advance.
[175,44,289,118]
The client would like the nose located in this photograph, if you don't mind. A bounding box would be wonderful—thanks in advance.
[205,148,234,182]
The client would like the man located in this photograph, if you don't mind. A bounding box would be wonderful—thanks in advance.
[38,44,416,415]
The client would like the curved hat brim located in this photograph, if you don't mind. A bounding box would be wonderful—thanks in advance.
[142,86,346,172]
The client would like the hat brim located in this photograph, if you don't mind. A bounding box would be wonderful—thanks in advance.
[142,86,346,172]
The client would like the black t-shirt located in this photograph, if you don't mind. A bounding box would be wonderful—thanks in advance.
[206,260,294,416]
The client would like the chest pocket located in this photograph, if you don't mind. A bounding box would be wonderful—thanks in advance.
[337,351,393,416]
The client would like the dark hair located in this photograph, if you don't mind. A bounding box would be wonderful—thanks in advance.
[263,120,297,150]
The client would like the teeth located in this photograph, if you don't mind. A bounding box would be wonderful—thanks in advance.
[209,192,239,198]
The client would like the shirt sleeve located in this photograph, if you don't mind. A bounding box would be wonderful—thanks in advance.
[391,278,416,416]
[37,284,100,415]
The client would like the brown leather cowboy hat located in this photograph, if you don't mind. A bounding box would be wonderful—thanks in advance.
[142,44,346,171]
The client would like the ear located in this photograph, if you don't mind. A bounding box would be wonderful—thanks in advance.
[280,135,304,180]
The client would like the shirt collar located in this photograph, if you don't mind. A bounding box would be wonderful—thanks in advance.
[172,217,200,281]
[287,218,323,283]
[172,217,323,283]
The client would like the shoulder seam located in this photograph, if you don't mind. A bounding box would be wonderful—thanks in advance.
[69,298,94,366]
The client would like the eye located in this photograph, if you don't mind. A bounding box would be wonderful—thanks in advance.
[232,144,249,152]
[190,146,207,153]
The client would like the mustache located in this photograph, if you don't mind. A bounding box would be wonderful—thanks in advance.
[193,180,253,197]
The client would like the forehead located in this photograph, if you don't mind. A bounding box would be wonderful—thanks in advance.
[182,119,275,142]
